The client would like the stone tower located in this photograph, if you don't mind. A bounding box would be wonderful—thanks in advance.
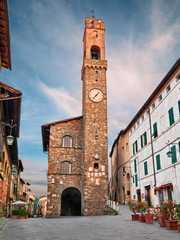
[81,15,108,215]
[42,15,108,217]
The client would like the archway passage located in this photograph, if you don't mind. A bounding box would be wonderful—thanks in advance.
[61,187,81,216]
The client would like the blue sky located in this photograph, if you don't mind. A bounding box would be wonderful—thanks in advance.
[1,0,180,196]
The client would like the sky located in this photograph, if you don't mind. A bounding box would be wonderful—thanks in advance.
[1,0,180,197]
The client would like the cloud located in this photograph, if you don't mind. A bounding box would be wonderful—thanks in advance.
[39,82,82,117]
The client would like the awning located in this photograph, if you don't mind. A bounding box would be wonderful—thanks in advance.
[154,183,173,194]
[11,200,28,205]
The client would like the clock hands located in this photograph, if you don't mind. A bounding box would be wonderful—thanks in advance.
[93,91,99,100]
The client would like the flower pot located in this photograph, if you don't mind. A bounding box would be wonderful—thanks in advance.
[165,220,178,230]
[158,215,166,227]
[131,214,139,221]
[19,215,26,219]
[145,213,154,224]
[139,215,146,222]
[12,215,18,219]
[178,223,180,233]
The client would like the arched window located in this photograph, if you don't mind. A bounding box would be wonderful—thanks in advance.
[61,162,72,174]
[91,46,100,60]
[62,136,73,148]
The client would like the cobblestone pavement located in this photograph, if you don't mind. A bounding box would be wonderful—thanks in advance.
[0,205,179,240]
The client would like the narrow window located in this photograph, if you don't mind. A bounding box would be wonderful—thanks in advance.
[94,163,99,169]
[171,146,177,164]
[137,120,140,126]
[168,107,175,126]
[144,132,147,146]
[91,46,100,60]
[178,100,180,116]
[135,140,138,152]
[61,162,71,174]
[133,176,134,183]
[141,135,143,148]
[152,103,155,110]
[153,122,158,138]
[62,136,73,148]
[135,174,138,187]
[166,85,171,93]
[133,143,135,155]
[156,154,161,170]
[96,71,98,74]
[91,21,94,27]
[144,161,148,175]
[126,143,128,152]
[142,115,144,121]
[134,159,137,173]
[158,94,162,102]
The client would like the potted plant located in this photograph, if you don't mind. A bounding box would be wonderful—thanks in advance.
[127,200,139,220]
[145,207,154,224]
[12,209,29,219]
[161,200,178,230]
[12,210,18,219]
[136,201,147,222]
[176,203,180,233]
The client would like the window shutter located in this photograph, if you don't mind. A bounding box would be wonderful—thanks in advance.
[178,100,180,116]
[168,107,175,126]
[135,174,138,187]
[134,159,137,173]
[141,135,143,148]
[133,143,135,155]
[156,154,161,170]
[144,161,148,175]
[171,145,177,164]
[135,140,138,152]
[144,132,147,145]
[153,123,158,138]
[133,176,134,183]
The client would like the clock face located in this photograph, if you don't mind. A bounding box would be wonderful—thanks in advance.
[89,88,103,103]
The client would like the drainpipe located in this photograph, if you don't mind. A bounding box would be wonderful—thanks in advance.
[148,108,156,188]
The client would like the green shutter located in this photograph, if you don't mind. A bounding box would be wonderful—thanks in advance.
[171,145,177,164]
[156,154,161,170]
[144,161,148,175]
[134,159,137,173]
[135,174,138,187]
[178,100,180,116]
[133,176,134,183]
[179,142,180,153]
[135,140,138,152]
[168,107,175,126]
[153,122,158,138]
[133,143,135,155]
[144,132,147,145]
[141,135,143,148]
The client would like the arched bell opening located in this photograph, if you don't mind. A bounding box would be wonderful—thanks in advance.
[61,187,81,216]
[91,45,100,60]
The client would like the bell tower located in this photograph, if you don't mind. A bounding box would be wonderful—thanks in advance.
[81,15,108,215]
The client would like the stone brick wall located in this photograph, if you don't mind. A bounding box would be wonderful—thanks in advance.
[47,117,83,217]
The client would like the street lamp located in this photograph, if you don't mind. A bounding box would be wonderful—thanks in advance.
[6,119,16,146]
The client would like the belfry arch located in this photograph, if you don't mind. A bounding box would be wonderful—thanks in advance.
[61,187,81,216]
[91,45,100,60]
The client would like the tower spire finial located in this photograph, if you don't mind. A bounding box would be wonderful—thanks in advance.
[91,10,95,19]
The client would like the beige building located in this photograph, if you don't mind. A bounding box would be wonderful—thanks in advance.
[38,195,47,217]
[110,130,131,204]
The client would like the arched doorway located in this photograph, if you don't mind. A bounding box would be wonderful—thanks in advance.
[61,187,81,216]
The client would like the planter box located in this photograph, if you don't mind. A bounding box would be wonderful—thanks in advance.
[131,214,139,221]
[19,215,26,219]
[139,215,146,223]
[145,214,154,224]
[158,215,166,227]
[178,223,180,233]
[165,220,178,230]
[25,215,28,219]
[12,215,18,219]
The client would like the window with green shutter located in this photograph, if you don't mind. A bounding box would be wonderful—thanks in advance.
[144,132,147,145]
[156,154,161,170]
[179,142,180,153]
[171,145,177,164]
[144,161,148,175]
[135,140,138,152]
[168,107,175,126]
[133,143,135,155]
[135,174,138,187]
[153,122,158,138]
[178,100,180,116]
[134,159,137,173]
[141,135,143,148]
[133,176,134,183]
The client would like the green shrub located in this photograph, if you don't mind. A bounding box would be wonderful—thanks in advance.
[12,209,29,216]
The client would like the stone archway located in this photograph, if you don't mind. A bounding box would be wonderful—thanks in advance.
[61,187,81,216]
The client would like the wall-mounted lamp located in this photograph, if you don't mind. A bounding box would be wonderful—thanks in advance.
[123,166,131,176]
[6,119,16,146]
[166,140,180,158]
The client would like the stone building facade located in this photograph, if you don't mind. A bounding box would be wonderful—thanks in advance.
[42,15,108,217]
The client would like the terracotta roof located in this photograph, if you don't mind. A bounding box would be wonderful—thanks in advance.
[0,0,11,70]
[41,115,83,152]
